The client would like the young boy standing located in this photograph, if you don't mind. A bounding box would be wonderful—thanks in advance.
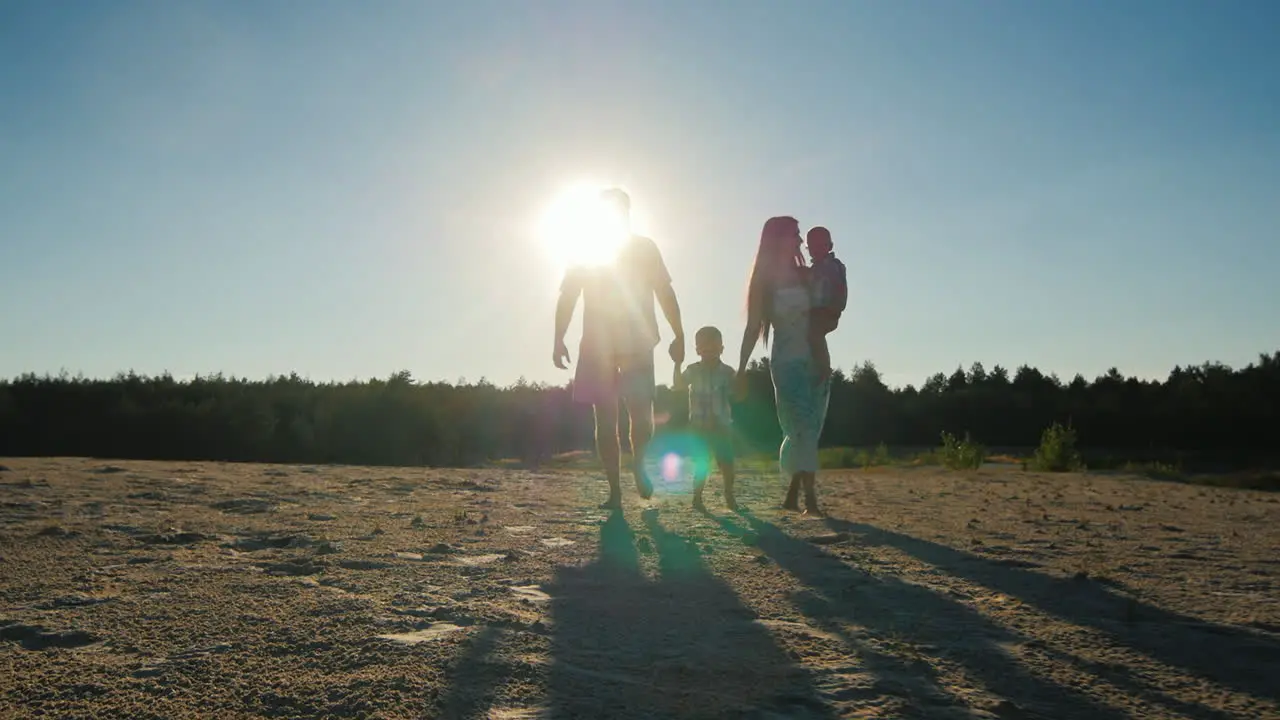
[673,326,737,510]
[806,226,847,383]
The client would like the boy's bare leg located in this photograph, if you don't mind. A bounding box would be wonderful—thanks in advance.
[720,459,737,510]
[594,399,623,509]
[692,475,707,511]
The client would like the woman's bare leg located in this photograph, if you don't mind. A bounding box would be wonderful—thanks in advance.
[783,473,802,510]
[802,471,822,516]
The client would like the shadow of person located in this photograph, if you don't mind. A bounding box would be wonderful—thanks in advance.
[545,509,833,719]
[823,517,1280,706]
[709,511,1141,720]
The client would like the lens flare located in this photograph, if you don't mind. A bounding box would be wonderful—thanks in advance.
[661,452,683,483]
[642,431,714,495]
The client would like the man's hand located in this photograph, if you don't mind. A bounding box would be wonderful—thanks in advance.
[668,334,685,366]
[553,339,571,370]
[732,373,749,402]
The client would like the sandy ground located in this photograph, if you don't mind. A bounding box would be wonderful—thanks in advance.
[0,457,1277,720]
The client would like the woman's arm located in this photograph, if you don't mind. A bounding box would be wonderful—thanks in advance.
[738,314,762,374]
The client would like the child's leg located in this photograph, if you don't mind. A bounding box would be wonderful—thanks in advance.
[692,471,708,510]
[809,311,836,383]
[713,431,737,509]
[719,458,737,510]
[808,330,832,383]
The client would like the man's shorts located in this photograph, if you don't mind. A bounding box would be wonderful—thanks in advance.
[572,344,655,409]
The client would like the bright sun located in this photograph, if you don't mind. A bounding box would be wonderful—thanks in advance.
[537,181,628,268]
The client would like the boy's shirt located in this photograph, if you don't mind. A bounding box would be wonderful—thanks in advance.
[810,253,848,315]
[682,360,735,428]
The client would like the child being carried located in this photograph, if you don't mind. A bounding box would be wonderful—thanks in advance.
[806,226,847,384]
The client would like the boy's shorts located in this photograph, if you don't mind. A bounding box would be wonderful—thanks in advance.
[694,426,735,464]
[572,344,655,409]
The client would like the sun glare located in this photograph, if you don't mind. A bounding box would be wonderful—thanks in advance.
[537,182,628,268]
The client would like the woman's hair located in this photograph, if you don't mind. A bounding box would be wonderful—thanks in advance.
[746,216,804,345]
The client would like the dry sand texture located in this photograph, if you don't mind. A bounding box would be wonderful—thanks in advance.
[0,457,1277,719]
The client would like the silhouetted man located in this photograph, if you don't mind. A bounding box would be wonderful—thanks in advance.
[553,188,685,509]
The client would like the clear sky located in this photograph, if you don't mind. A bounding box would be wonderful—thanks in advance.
[3,0,1278,390]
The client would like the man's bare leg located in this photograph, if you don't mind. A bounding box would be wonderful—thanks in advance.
[626,398,654,500]
[594,399,623,510]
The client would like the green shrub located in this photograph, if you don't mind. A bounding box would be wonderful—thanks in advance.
[1029,422,1084,472]
[871,442,892,467]
[818,443,894,469]
[939,431,985,470]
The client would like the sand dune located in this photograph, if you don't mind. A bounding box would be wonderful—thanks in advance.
[0,458,1276,719]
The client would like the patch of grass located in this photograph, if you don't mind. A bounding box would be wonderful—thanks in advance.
[1121,460,1185,482]
[1189,471,1280,492]
[939,431,986,470]
[817,447,856,469]
[818,442,895,470]
[1028,422,1084,472]
[908,449,942,466]
[1118,463,1280,492]
[986,454,1024,465]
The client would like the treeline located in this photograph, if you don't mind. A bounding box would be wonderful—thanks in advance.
[1,351,1278,468]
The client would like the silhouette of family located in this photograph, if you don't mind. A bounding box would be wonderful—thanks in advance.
[553,188,846,515]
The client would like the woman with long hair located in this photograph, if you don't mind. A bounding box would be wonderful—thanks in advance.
[735,216,831,515]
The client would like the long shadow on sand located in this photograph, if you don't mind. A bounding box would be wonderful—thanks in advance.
[433,625,504,718]
[545,509,832,719]
[824,517,1280,706]
[711,511,1150,720]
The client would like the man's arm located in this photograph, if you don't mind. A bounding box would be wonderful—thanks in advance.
[649,241,685,363]
[553,270,582,369]
[655,282,684,345]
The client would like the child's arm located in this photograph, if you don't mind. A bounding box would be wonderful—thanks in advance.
[673,362,686,391]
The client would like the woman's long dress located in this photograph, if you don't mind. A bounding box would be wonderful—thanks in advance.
[768,283,833,476]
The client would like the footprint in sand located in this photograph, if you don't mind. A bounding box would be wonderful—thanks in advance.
[210,498,277,515]
[377,623,469,645]
[337,559,394,571]
[510,585,551,603]
[0,623,100,651]
[91,466,128,475]
[455,553,506,566]
[539,537,575,548]
[505,526,536,534]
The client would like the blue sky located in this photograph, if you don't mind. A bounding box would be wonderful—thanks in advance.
[3,0,1278,389]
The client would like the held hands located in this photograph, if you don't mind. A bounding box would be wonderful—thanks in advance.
[668,334,685,366]
[553,339,571,370]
